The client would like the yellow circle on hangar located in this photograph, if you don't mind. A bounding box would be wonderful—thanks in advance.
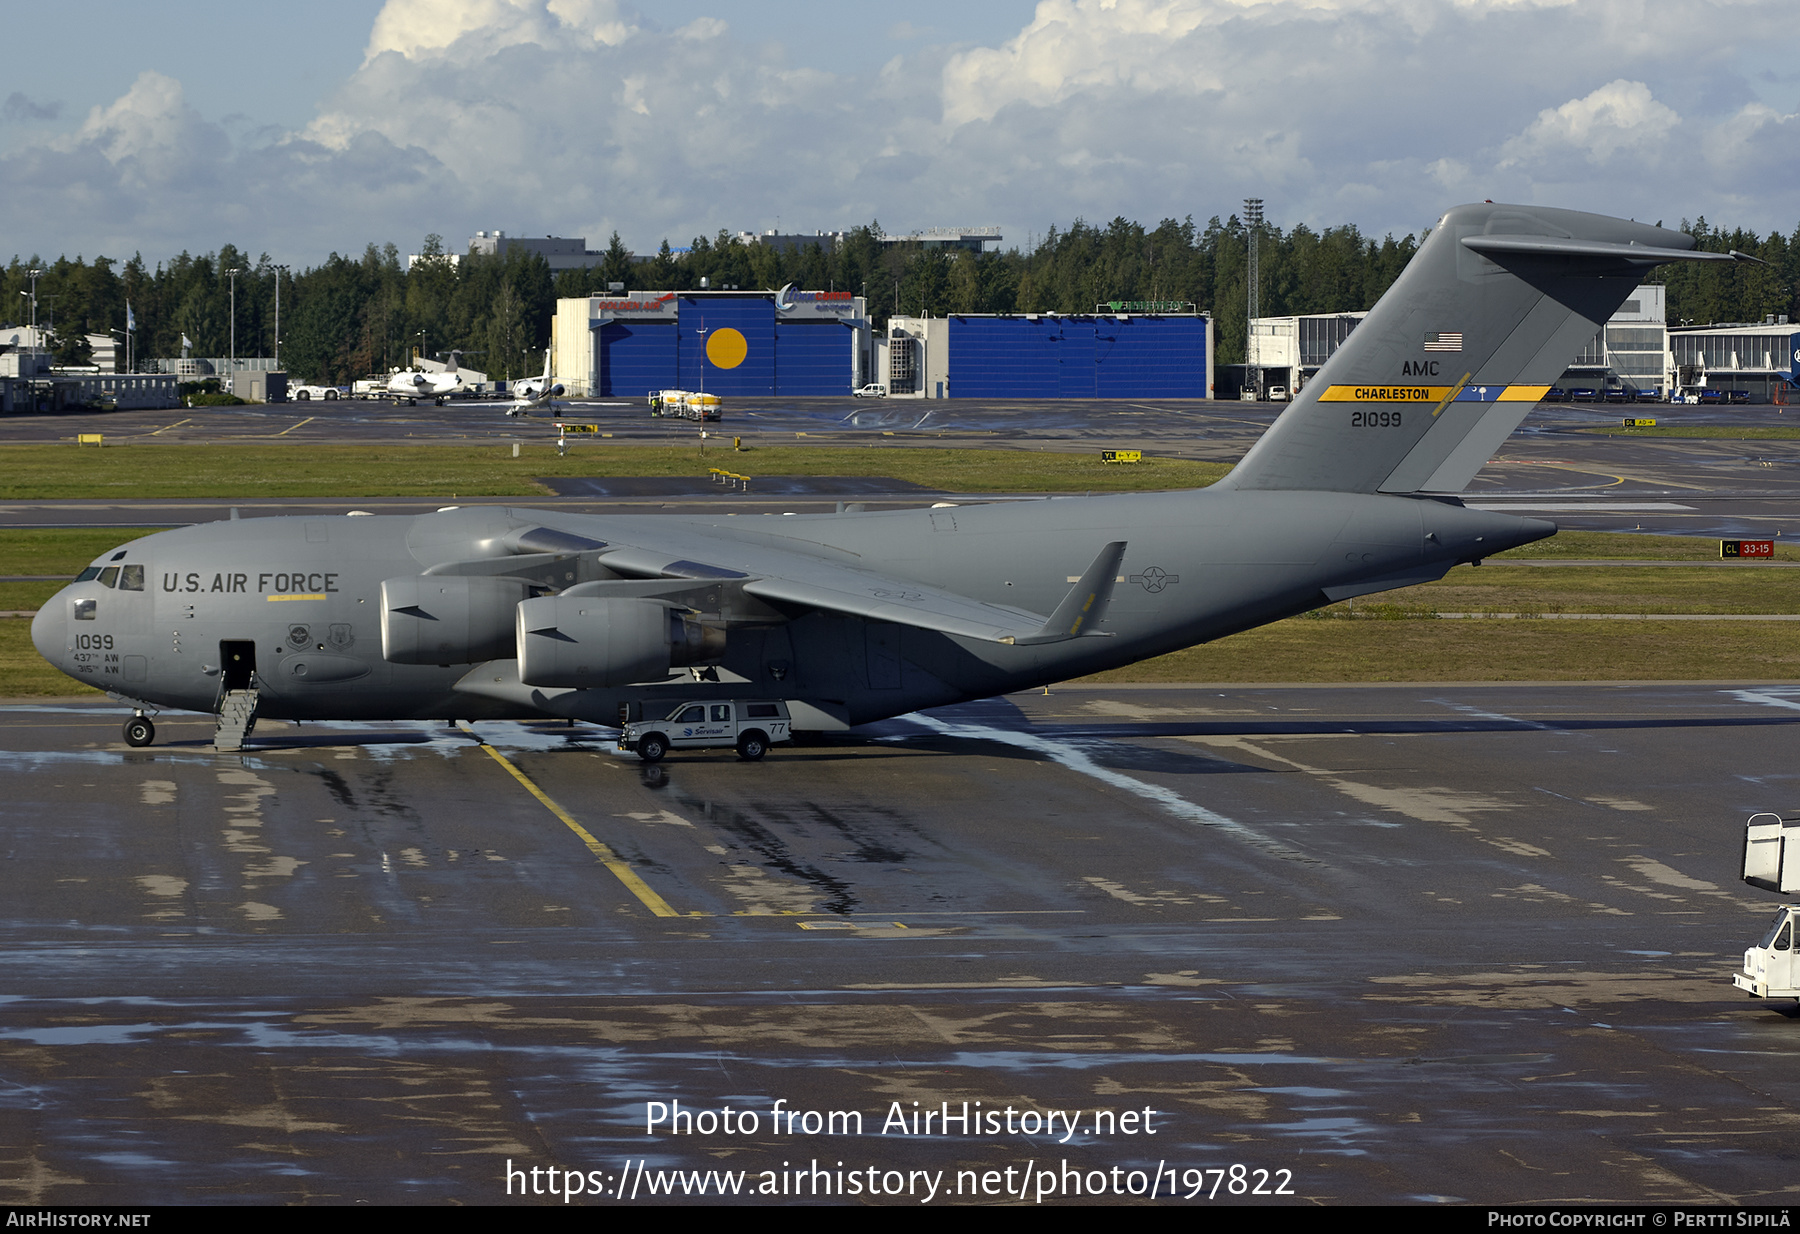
[706,328,748,370]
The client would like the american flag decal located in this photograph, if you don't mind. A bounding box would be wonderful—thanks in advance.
[1424,331,1463,352]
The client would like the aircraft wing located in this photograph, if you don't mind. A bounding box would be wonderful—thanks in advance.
[588,530,1123,645]
[742,573,1045,644]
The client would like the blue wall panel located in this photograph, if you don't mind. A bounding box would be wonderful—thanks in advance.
[946,315,1205,398]
[775,321,852,395]
[676,298,774,396]
[1094,317,1207,397]
[947,317,1058,398]
[1057,323,1097,397]
[596,320,675,396]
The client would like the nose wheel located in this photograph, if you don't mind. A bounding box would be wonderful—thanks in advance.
[122,714,156,747]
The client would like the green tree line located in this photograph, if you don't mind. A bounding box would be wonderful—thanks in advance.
[9,213,1797,380]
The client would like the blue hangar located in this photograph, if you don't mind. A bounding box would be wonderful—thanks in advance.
[881,311,1214,400]
[551,287,872,398]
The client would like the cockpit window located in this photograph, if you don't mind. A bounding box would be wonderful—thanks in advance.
[97,567,119,588]
[73,598,97,621]
[75,567,101,582]
[119,564,145,591]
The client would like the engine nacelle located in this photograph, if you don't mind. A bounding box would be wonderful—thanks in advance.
[516,595,723,688]
[381,575,529,665]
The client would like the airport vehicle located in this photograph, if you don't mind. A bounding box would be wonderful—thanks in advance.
[854,384,888,398]
[618,699,791,762]
[1732,813,1799,1000]
[290,384,342,401]
[1268,386,1289,402]
[505,354,564,417]
[648,389,722,421]
[30,204,1751,751]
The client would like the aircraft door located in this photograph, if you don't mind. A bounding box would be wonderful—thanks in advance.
[220,640,257,692]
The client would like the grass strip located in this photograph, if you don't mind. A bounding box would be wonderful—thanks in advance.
[0,443,1228,500]
[0,622,101,697]
[1493,530,1800,561]
[1574,424,1800,439]
[1077,617,1800,684]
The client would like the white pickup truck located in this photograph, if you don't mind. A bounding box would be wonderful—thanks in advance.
[1732,813,1800,1000]
[619,699,792,763]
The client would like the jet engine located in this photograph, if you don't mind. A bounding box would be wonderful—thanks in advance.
[380,575,530,665]
[515,595,724,688]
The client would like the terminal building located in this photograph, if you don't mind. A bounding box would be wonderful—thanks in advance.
[1668,319,1798,402]
[1564,284,1669,396]
[551,288,871,397]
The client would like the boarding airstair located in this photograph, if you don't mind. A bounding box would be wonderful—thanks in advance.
[214,689,260,751]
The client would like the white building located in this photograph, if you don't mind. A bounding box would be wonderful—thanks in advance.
[1247,283,1672,398]
[1668,316,1799,403]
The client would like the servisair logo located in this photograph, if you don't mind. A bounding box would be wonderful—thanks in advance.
[774,283,854,313]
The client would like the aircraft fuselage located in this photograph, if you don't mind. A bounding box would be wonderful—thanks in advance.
[31,491,1550,729]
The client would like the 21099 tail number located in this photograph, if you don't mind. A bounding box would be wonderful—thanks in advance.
[1351,410,1403,427]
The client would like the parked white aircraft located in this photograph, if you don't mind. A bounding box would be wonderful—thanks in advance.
[506,353,564,417]
[385,352,465,405]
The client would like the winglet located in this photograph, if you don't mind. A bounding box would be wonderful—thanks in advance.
[1016,541,1126,645]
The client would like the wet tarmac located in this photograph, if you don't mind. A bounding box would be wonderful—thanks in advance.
[3,683,1798,1205]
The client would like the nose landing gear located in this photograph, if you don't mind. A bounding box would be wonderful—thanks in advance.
[123,713,156,747]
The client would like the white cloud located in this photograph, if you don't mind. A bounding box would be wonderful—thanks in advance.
[363,0,636,64]
[71,72,212,167]
[1499,80,1682,169]
[4,0,1798,266]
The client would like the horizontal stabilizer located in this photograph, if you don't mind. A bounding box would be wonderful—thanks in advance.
[1460,235,1756,266]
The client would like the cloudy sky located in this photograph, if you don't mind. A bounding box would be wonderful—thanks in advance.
[4,0,1797,268]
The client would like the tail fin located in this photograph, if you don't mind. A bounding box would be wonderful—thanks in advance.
[1227,204,1748,494]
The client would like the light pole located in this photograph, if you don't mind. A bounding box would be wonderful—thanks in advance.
[272,264,288,370]
[26,268,43,339]
[225,267,242,391]
[1243,198,1263,400]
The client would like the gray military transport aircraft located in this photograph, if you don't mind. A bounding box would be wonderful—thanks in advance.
[32,204,1748,753]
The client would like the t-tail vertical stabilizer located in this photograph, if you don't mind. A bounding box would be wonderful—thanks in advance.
[1226,204,1751,495]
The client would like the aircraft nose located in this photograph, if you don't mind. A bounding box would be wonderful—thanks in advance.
[30,593,66,666]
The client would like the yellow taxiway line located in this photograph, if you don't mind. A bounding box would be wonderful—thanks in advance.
[462,728,680,918]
